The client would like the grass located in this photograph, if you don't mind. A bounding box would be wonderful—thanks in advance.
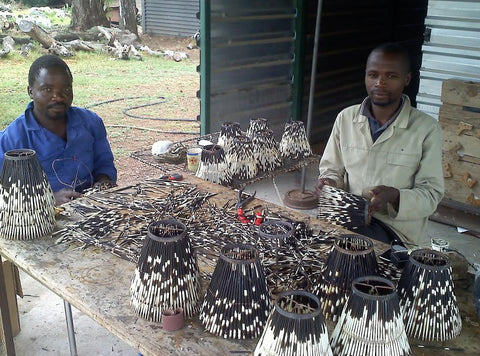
[0,49,199,129]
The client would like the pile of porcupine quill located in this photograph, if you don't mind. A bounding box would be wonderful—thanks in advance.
[54,177,401,294]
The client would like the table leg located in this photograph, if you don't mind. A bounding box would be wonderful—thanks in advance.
[63,300,78,356]
[0,255,16,356]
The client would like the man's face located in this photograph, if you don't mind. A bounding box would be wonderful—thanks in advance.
[365,51,411,108]
[27,67,73,123]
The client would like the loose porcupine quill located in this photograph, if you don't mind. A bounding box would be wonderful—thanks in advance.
[246,117,269,138]
[317,185,370,230]
[251,129,282,173]
[254,290,332,356]
[225,135,258,181]
[54,177,344,296]
[195,144,232,186]
[312,234,380,322]
[0,149,56,240]
[279,120,313,161]
[217,121,242,150]
[397,249,462,341]
[199,244,271,339]
[330,276,411,356]
[130,219,202,321]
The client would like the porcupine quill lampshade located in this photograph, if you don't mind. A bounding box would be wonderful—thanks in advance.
[257,220,295,252]
[254,290,333,356]
[246,117,269,138]
[317,185,370,230]
[330,276,411,356]
[217,121,242,150]
[251,129,282,173]
[279,120,312,161]
[225,135,258,181]
[130,219,202,321]
[397,248,462,341]
[195,144,232,186]
[199,243,271,339]
[0,149,56,240]
[312,234,379,321]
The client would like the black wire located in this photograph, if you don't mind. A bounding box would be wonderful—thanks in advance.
[123,101,197,122]
[85,96,200,135]
[445,248,478,271]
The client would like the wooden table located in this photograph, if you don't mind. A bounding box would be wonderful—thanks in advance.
[1,177,480,356]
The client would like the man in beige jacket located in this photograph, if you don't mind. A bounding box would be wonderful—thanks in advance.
[316,43,444,247]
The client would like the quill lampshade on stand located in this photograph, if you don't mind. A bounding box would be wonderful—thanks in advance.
[251,129,282,173]
[313,234,379,321]
[246,117,269,138]
[254,290,332,356]
[195,144,231,186]
[279,120,313,161]
[130,219,202,321]
[0,149,56,240]
[225,135,258,181]
[279,120,316,210]
[199,243,271,339]
[397,248,462,341]
[330,276,411,356]
[217,121,242,149]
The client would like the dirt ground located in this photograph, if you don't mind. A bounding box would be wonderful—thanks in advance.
[102,33,201,187]
[139,33,200,62]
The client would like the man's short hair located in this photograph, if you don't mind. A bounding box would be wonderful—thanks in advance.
[28,54,73,86]
[369,43,411,73]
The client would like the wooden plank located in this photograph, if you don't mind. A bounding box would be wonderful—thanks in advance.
[442,158,480,208]
[440,116,480,159]
[439,100,480,208]
[0,256,16,356]
[440,103,480,123]
[442,79,480,108]
[432,200,480,234]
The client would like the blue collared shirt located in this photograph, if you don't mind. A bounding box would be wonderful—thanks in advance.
[361,97,405,142]
[0,102,117,192]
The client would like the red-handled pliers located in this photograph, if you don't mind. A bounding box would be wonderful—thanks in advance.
[236,189,263,225]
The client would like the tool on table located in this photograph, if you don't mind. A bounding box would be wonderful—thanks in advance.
[160,173,183,181]
[236,188,263,226]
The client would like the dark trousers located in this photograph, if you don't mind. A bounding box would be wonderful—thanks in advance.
[354,217,405,247]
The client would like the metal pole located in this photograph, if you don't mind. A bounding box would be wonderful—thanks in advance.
[301,0,323,192]
[63,300,78,356]
[200,0,211,135]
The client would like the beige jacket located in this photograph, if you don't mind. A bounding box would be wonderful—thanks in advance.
[319,95,444,246]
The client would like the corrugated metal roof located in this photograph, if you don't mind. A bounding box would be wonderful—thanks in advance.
[417,0,480,119]
[142,0,200,37]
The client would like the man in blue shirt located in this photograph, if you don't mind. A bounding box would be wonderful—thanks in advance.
[0,54,117,205]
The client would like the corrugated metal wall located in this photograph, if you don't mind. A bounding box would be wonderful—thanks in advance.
[303,0,428,143]
[142,0,200,36]
[416,0,480,119]
[200,0,301,138]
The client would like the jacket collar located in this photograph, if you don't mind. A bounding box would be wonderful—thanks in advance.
[24,101,79,131]
[355,94,411,128]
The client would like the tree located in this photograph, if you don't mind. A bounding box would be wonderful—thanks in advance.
[71,0,110,32]
[119,0,138,36]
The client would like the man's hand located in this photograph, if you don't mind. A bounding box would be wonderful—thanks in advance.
[54,188,81,206]
[315,177,337,196]
[93,174,116,191]
[368,185,399,214]
[93,179,116,191]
